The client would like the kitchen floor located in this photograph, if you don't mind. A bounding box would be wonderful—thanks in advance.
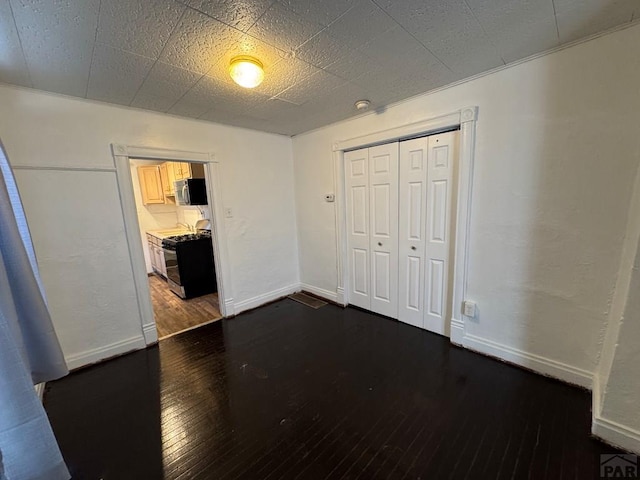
[45,299,620,479]
[148,274,221,338]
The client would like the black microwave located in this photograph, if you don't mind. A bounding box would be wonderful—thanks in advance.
[175,178,208,206]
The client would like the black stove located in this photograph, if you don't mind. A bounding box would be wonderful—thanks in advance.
[162,231,212,249]
[162,230,217,299]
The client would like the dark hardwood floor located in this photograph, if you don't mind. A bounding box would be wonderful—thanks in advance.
[44,299,619,479]
[149,274,221,338]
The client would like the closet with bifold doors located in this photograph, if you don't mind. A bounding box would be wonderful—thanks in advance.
[345,130,458,335]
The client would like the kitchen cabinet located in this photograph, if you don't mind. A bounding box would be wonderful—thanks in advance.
[146,233,167,277]
[138,166,164,205]
[157,162,205,198]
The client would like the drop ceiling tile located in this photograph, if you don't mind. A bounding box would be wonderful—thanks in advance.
[555,0,636,44]
[378,0,504,76]
[200,108,287,134]
[87,43,154,106]
[275,69,346,104]
[324,50,381,81]
[97,0,186,59]
[325,0,396,50]
[256,56,320,97]
[131,62,202,112]
[9,0,100,96]
[245,97,301,120]
[169,74,270,119]
[159,8,238,75]
[184,0,273,32]
[0,0,31,87]
[465,0,558,62]
[295,31,350,68]
[279,0,355,27]
[247,1,324,53]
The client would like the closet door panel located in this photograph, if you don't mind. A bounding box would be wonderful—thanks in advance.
[424,131,458,335]
[345,148,371,309]
[398,137,428,327]
[369,143,399,318]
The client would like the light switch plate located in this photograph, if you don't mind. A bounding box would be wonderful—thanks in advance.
[463,300,477,318]
[224,207,233,218]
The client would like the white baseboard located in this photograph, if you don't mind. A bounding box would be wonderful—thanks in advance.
[234,284,300,314]
[450,318,464,346]
[336,287,346,306]
[223,297,236,316]
[462,332,593,388]
[300,283,338,303]
[142,323,158,345]
[65,335,146,370]
[35,383,45,402]
[593,415,640,454]
[592,374,640,454]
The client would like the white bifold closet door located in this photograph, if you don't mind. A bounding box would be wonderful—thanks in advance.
[345,143,399,317]
[398,131,457,334]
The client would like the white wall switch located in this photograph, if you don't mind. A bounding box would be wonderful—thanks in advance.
[325,193,335,202]
[463,300,477,318]
[224,207,233,218]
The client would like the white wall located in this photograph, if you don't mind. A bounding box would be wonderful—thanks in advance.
[0,84,299,368]
[292,24,640,385]
[593,166,640,453]
[129,160,178,273]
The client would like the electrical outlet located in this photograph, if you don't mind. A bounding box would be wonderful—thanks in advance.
[463,300,477,318]
[224,207,233,218]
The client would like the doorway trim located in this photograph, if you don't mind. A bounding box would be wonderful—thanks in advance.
[332,106,478,342]
[111,144,234,345]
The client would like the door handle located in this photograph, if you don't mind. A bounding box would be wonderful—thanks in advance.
[411,246,416,250]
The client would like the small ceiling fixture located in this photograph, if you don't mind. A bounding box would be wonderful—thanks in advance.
[355,99,371,111]
[229,56,264,89]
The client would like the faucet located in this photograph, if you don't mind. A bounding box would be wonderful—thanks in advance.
[177,222,192,232]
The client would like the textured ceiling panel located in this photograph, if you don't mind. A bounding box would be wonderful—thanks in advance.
[247,1,324,52]
[97,0,186,59]
[465,0,559,62]
[378,0,505,76]
[275,68,346,104]
[554,0,637,43]
[131,62,203,112]
[0,0,637,135]
[0,0,31,87]
[159,8,238,74]
[279,0,354,27]
[86,43,155,106]
[9,0,100,96]
[183,0,273,32]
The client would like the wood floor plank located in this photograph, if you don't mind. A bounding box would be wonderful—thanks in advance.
[44,299,622,480]
[148,274,221,338]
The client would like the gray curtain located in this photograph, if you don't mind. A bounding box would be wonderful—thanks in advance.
[0,139,70,480]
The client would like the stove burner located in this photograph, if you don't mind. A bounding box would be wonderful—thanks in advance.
[162,230,212,249]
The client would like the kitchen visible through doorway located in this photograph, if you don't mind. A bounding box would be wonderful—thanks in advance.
[130,158,221,339]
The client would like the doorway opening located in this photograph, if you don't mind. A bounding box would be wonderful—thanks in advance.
[130,158,220,339]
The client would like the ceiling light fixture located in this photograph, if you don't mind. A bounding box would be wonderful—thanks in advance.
[229,56,264,89]
[355,99,371,110]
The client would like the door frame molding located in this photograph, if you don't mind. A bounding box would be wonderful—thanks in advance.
[111,144,234,345]
[332,106,478,341]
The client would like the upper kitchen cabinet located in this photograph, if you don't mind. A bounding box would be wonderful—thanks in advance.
[138,165,165,205]
[175,162,205,181]
[159,162,176,197]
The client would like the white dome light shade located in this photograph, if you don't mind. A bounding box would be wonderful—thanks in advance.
[229,56,264,88]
